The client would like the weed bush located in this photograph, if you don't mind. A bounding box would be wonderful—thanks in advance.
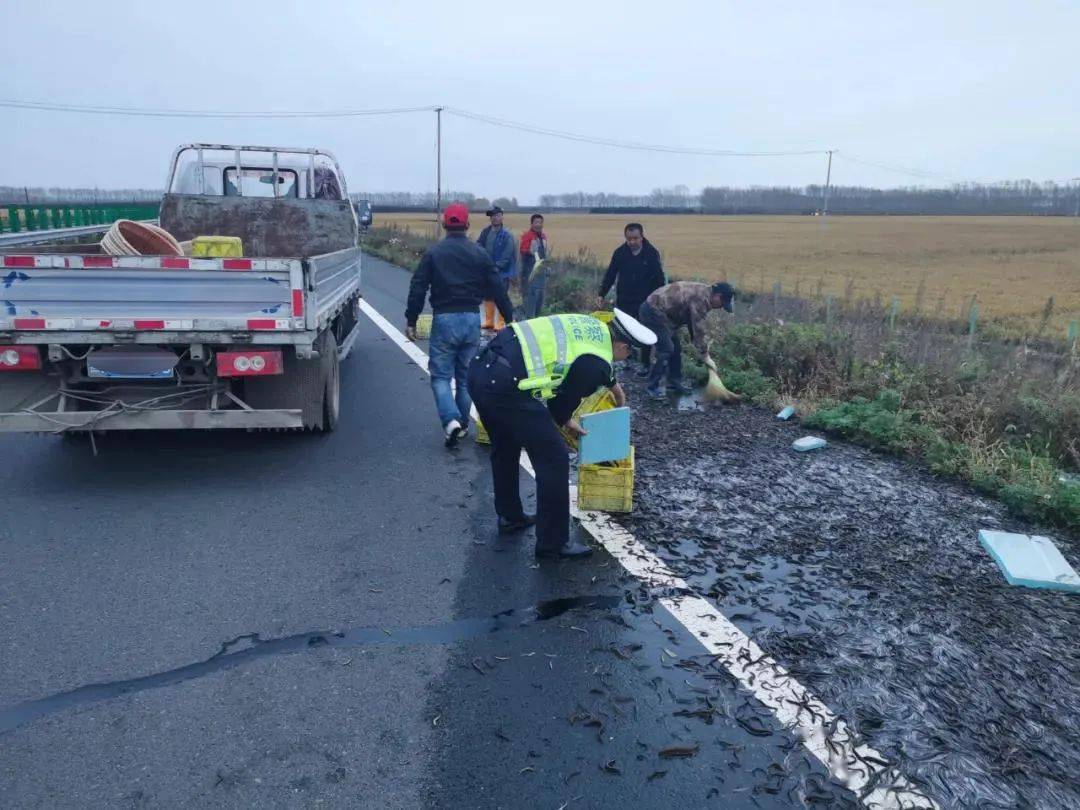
[807,392,1080,529]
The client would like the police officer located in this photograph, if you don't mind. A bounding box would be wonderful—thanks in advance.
[468,310,656,559]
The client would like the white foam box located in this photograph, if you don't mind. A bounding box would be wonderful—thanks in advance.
[978,530,1080,593]
[792,436,827,452]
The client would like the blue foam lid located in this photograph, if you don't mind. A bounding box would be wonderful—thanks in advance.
[978,530,1080,593]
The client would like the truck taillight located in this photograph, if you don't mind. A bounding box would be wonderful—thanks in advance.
[0,346,42,371]
[217,350,283,377]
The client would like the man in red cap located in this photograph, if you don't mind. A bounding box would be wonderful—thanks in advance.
[406,203,514,447]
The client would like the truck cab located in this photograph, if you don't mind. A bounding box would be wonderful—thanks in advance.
[160,144,358,257]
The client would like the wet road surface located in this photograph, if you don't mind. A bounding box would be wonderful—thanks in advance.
[0,254,1076,808]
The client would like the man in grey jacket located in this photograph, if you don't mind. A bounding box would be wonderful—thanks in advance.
[477,206,517,330]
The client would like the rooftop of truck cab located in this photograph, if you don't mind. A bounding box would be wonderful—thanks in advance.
[168,145,348,200]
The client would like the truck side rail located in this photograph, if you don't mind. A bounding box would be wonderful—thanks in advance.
[0,252,305,342]
[307,246,361,332]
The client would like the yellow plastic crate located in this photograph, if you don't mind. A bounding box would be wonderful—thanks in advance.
[191,235,243,258]
[479,389,613,450]
[578,447,634,513]
[559,388,617,449]
[415,313,433,339]
[475,417,490,445]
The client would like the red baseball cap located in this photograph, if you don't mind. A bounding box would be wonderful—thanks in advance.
[442,203,470,229]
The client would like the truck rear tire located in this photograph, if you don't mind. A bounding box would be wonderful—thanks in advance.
[243,332,335,432]
[321,332,340,433]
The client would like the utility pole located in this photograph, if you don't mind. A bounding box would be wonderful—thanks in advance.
[821,150,835,216]
[434,107,443,229]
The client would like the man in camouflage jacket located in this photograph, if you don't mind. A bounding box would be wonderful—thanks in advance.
[638,281,734,399]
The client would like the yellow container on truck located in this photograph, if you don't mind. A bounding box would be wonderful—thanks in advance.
[191,235,244,258]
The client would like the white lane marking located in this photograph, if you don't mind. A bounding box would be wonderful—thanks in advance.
[362,300,431,370]
[359,298,937,809]
[573,508,937,809]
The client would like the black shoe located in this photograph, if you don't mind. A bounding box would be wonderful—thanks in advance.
[668,381,695,395]
[498,513,536,533]
[535,540,593,559]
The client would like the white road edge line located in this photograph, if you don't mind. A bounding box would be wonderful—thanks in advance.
[359,298,937,810]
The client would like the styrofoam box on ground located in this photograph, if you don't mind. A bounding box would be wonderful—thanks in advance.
[978,530,1080,593]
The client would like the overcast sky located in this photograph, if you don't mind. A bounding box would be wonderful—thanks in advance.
[1,1,1077,201]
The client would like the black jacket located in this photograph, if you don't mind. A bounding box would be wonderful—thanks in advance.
[406,233,514,326]
[598,239,666,311]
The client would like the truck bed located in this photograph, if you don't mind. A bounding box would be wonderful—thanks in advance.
[0,246,360,349]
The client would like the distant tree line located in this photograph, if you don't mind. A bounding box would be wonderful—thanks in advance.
[9,180,1079,216]
[351,190,478,208]
[351,191,521,213]
[698,180,1080,215]
[539,186,697,210]
[541,180,1080,216]
[0,186,162,205]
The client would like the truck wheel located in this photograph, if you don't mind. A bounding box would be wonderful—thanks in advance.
[334,296,358,348]
[321,331,340,433]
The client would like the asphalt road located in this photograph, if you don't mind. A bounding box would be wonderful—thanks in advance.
[1,255,897,808]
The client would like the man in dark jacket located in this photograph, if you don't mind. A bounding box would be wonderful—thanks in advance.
[406,203,514,447]
[597,223,666,376]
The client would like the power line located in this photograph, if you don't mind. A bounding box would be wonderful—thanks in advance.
[835,152,949,182]
[0,99,436,119]
[2,97,981,182]
[442,107,827,157]
[1,98,827,157]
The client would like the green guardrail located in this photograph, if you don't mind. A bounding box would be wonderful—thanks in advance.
[0,204,160,234]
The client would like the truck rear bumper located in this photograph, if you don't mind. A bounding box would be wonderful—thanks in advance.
[0,407,303,432]
[1,367,306,433]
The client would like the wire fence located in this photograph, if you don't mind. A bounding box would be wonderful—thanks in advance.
[721,275,1080,350]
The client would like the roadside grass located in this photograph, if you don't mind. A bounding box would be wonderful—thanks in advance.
[361,225,431,268]
[362,224,1080,532]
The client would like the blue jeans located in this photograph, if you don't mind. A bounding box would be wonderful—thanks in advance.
[428,312,481,427]
[639,302,682,391]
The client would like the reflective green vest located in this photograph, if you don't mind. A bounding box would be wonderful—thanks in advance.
[511,314,614,397]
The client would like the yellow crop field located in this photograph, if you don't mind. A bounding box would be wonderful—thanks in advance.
[380,212,1080,332]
